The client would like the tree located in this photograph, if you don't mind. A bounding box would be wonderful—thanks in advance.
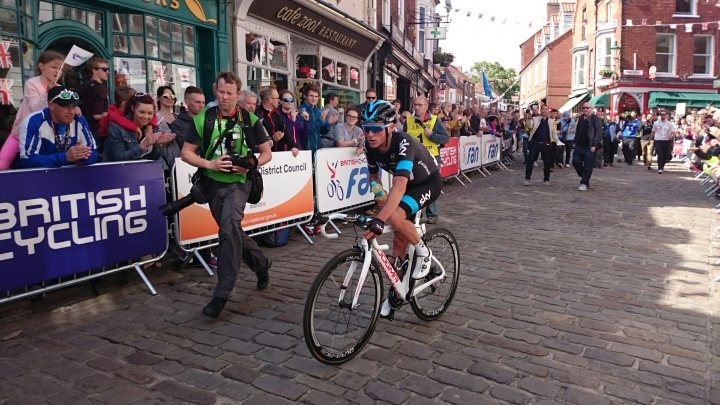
[468,61,519,101]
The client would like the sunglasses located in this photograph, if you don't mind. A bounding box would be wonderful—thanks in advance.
[134,92,149,98]
[347,115,359,119]
[50,89,80,102]
[366,96,377,100]
[362,124,390,133]
[96,67,110,72]
[281,97,294,103]
[162,94,177,100]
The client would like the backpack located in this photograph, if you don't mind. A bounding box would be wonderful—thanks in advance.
[255,227,290,248]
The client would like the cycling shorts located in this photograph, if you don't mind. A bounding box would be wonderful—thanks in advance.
[398,171,442,220]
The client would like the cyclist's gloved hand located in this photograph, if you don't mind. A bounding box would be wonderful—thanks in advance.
[367,217,385,236]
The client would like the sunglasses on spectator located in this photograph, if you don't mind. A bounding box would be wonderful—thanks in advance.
[347,115,359,119]
[162,94,177,100]
[281,97,294,103]
[95,67,110,72]
[366,96,377,100]
[50,89,80,102]
[362,124,390,133]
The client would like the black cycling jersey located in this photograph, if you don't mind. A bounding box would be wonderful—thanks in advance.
[365,131,439,186]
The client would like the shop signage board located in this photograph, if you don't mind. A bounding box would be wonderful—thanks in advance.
[99,0,219,26]
[248,0,379,58]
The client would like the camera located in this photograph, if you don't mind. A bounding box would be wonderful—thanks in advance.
[224,154,258,170]
[160,180,210,217]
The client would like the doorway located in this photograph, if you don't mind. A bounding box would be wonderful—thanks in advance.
[44,36,100,89]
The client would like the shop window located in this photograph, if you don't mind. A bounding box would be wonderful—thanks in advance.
[115,57,146,93]
[269,40,287,69]
[0,35,23,142]
[246,67,288,95]
[337,62,348,86]
[323,86,360,110]
[0,8,17,34]
[321,57,335,82]
[146,60,197,97]
[113,14,195,65]
[349,66,360,89]
[37,2,103,36]
[246,33,267,65]
[296,55,318,79]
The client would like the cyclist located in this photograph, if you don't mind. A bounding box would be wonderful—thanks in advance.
[358,100,442,316]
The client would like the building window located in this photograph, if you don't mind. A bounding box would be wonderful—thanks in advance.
[39,1,103,36]
[382,0,390,28]
[596,36,613,72]
[656,34,675,75]
[693,35,713,75]
[573,53,586,88]
[581,9,587,41]
[418,6,425,54]
[606,2,613,23]
[675,0,696,14]
[398,0,405,32]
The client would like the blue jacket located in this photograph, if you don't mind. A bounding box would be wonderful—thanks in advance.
[18,108,99,168]
[300,103,330,153]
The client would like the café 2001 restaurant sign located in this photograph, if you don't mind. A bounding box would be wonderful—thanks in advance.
[248,0,377,59]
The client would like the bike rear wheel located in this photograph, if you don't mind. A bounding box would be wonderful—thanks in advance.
[410,228,460,321]
[303,249,383,365]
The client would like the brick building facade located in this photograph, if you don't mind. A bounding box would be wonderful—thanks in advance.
[572,0,720,115]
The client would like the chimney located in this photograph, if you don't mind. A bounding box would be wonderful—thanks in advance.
[546,0,560,20]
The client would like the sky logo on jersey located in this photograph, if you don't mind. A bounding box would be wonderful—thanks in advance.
[419,190,432,206]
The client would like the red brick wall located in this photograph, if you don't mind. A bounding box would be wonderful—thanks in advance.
[375,0,418,42]
[547,30,573,108]
[621,0,720,80]
[520,31,540,71]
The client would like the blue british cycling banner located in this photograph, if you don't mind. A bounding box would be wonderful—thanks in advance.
[0,161,167,291]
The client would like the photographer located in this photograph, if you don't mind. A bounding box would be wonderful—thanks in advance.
[180,71,273,319]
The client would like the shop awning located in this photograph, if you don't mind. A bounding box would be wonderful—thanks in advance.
[590,93,610,108]
[648,91,720,108]
[558,92,589,112]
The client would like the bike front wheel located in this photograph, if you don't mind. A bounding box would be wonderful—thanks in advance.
[303,249,384,365]
[410,228,460,321]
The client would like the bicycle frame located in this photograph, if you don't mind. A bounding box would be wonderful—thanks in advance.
[322,213,446,311]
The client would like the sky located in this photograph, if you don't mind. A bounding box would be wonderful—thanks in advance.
[435,0,550,73]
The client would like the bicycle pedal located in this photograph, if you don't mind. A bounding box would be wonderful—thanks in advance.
[380,309,395,321]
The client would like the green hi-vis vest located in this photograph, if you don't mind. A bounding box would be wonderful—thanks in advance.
[193,106,259,184]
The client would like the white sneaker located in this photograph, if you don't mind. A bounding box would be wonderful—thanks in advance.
[523,180,531,186]
[412,250,433,279]
[543,181,551,186]
[380,298,392,317]
[658,169,663,174]
[578,184,588,191]
[565,164,570,168]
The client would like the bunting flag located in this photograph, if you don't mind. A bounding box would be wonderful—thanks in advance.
[641,18,647,26]
[324,62,335,79]
[481,71,493,98]
[626,19,633,26]
[702,22,709,30]
[0,41,12,69]
[685,23,693,32]
[670,24,677,29]
[267,41,275,60]
[152,63,166,86]
[350,68,359,82]
[0,78,14,106]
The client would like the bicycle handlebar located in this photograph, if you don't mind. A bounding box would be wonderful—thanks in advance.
[318,213,390,250]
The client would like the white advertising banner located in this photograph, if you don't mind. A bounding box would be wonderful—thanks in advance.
[315,147,374,213]
[459,135,482,171]
[482,135,502,165]
[174,151,314,244]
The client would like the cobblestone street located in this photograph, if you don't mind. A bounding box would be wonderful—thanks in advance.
[2,157,720,404]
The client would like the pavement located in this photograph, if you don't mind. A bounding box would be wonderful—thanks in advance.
[2,154,720,404]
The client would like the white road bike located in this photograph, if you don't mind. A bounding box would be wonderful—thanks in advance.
[302,212,460,365]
